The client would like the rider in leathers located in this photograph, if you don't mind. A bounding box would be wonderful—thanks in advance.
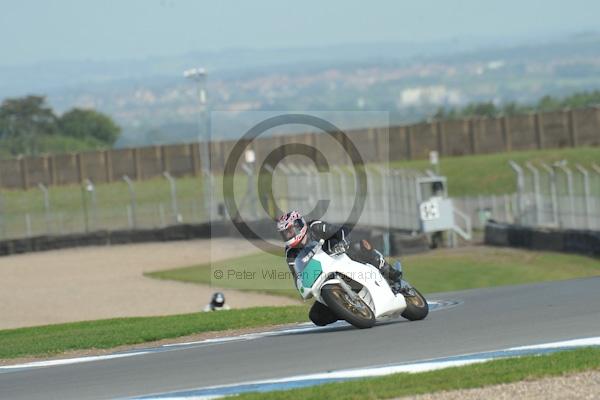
[276,210,403,326]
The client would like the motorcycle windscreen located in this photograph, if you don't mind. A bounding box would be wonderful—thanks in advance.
[294,241,323,289]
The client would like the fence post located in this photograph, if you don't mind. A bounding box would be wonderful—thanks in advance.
[508,160,525,224]
[25,213,32,237]
[161,145,170,173]
[525,162,542,225]
[333,166,350,221]
[376,166,391,230]
[540,162,559,227]
[126,205,134,229]
[504,194,512,223]
[364,168,377,225]
[123,175,137,229]
[240,162,258,220]
[163,171,180,224]
[553,162,575,228]
[81,183,89,233]
[575,164,591,229]
[84,179,96,231]
[37,183,51,234]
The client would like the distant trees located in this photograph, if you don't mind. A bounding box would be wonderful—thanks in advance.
[59,108,120,145]
[432,90,600,121]
[0,96,58,156]
[0,95,121,157]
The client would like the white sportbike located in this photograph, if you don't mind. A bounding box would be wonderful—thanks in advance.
[295,239,429,328]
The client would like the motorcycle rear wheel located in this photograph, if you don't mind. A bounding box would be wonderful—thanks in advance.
[321,285,375,329]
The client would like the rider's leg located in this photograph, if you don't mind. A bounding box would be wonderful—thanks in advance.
[347,239,403,289]
[309,301,338,326]
[379,259,404,291]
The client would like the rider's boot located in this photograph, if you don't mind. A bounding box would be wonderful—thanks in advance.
[377,257,404,294]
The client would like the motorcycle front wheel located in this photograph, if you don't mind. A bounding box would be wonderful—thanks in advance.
[321,285,375,329]
[401,287,429,321]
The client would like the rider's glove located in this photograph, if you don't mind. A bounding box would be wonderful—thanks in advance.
[332,238,349,254]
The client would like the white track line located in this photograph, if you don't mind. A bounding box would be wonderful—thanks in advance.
[133,335,600,399]
[1,301,450,372]
[508,336,600,350]
[0,351,153,371]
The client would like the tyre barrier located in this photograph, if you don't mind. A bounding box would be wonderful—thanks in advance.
[0,224,216,257]
[485,221,600,257]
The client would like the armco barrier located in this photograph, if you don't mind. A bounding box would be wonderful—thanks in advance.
[0,220,429,257]
[485,221,600,257]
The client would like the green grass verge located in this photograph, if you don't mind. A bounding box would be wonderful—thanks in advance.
[0,306,308,360]
[146,246,600,297]
[229,347,600,400]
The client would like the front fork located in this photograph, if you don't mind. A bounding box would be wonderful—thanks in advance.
[335,273,359,300]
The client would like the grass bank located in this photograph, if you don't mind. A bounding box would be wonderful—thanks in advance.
[230,347,600,400]
[0,306,307,360]
[392,145,600,196]
[147,246,600,297]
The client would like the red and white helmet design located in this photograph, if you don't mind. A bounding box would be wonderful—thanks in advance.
[276,210,307,248]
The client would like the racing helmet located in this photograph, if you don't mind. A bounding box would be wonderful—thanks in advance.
[276,210,307,248]
[211,292,226,308]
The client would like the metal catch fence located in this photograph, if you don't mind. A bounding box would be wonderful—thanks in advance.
[1,164,478,241]
[508,161,600,230]
[263,165,424,232]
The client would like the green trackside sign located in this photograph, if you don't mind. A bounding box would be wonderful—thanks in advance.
[301,259,323,289]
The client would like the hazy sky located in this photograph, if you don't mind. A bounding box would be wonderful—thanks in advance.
[1,0,598,66]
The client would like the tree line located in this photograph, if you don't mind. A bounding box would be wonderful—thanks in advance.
[432,90,600,120]
[0,95,120,157]
[2,90,600,158]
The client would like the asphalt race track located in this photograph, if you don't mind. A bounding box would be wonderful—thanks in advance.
[1,277,599,399]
